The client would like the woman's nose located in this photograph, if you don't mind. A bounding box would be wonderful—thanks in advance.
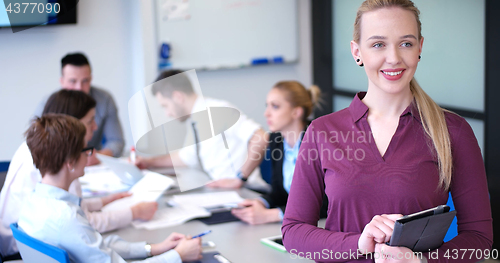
[386,46,402,65]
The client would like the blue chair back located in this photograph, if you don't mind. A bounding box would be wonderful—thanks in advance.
[0,162,9,172]
[10,223,69,263]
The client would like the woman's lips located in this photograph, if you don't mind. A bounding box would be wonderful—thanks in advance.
[381,69,405,81]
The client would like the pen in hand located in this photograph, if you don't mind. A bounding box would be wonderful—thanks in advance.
[192,230,212,239]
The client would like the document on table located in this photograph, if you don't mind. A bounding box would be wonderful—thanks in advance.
[131,191,243,230]
[102,171,174,212]
[80,165,130,198]
[132,204,211,230]
[171,191,244,208]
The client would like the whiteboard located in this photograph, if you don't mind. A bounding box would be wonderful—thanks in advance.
[155,0,298,70]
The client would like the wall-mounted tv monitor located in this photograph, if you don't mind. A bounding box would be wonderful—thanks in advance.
[0,0,77,28]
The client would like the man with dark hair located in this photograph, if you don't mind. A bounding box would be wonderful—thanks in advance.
[136,70,269,190]
[152,70,194,97]
[34,52,125,159]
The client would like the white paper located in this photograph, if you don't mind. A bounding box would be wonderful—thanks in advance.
[80,168,130,198]
[132,204,210,230]
[102,171,174,212]
[172,191,244,208]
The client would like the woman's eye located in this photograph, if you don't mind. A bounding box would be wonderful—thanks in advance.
[401,42,412,47]
[272,105,279,109]
[373,43,383,48]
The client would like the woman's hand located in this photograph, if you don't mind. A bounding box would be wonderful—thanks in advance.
[131,201,158,221]
[100,192,132,207]
[231,199,280,225]
[174,237,203,262]
[374,243,421,263]
[151,232,187,255]
[206,178,243,189]
[134,156,152,169]
[358,214,403,254]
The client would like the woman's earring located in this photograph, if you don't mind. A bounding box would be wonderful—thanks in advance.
[356,58,364,67]
[419,55,421,59]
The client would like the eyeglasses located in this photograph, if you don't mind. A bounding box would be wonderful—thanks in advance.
[81,147,94,157]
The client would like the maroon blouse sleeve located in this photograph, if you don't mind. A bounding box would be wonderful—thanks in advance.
[282,122,362,262]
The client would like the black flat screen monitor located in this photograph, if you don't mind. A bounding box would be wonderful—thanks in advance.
[0,0,77,28]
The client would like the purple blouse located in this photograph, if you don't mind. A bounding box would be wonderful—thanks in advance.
[282,93,492,262]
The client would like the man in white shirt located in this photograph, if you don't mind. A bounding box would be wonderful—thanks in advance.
[135,70,268,190]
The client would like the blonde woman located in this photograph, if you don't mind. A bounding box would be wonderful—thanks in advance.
[281,1,492,262]
[232,81,327,225]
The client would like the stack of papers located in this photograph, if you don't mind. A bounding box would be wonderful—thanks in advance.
[131,191,244,230]
[132,204,211,230]
[171,191,244,208]
[102,172,174,212]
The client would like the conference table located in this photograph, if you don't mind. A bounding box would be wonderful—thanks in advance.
[102,184,320,263]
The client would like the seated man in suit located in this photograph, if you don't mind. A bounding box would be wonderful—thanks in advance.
[135,70,268,190]
[34,52,125,163]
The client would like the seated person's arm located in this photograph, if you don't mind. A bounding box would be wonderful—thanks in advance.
[231,199,281,225]
[240,128,268,180]
[106,232,202,262]
[82,198,158,233]
[98,148,114,156]
[101,96,125,157]
[135,152,186,169]
[207,129,268,188]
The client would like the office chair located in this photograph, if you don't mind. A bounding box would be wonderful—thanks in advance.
[0,162,9,172]
[10,223,70,263]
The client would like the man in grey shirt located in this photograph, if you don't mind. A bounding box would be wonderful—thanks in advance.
[34,53,125,160]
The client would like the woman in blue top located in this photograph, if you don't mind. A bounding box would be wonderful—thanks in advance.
[232,81,327,225]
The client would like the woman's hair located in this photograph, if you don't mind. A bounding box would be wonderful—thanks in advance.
[25,114,86,176]
[42,89,96,119]
[272,81,322,124]
[354,0,452,191]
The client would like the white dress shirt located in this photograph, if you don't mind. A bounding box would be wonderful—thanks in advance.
[0,142,132,257]
[178,97,265,186]
[18,183,181,263]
